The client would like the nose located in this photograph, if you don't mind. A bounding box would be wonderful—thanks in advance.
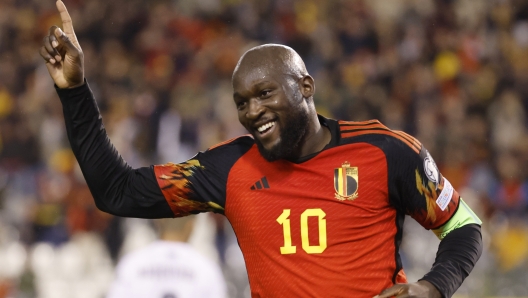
[246,97,265,120]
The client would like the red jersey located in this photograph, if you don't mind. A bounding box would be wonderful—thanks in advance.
[154,117,459,297]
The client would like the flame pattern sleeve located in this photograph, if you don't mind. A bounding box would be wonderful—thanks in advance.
[412,169,459,229]
[154,160,224,217]
[152,135,254,217]
[389,142,460,230]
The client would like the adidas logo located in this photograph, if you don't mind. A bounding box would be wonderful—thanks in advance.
[250,176,270,190]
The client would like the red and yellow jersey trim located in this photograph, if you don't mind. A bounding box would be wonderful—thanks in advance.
[207,134,253,151]
[339,120,421,154]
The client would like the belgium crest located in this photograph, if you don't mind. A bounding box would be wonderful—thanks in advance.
[334,162,358,201]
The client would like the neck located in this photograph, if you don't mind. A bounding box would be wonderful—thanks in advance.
[298,113,331,158]
[160,232,188,242]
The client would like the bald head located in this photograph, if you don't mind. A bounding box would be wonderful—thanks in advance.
[232,44,309,83]
[231,44,325,162]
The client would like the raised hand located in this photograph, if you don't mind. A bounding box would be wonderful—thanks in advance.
[373,281,442,298]
[39,0,84,89]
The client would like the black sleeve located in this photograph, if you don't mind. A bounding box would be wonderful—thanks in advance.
[380,132,482,297]
[56,80,174,218]
[420,224,483,298]
[152,136,254,217]
[387,142,460,230]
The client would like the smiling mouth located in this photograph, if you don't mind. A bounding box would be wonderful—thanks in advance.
[257,121,276,134]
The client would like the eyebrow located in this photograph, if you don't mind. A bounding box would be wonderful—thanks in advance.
[233,92,242,99]
[233,80,275,99]
[254,80,273,88]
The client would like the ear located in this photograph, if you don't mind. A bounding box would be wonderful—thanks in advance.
[299,75,315,99]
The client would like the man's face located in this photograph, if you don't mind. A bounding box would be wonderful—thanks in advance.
[233,68,309,161]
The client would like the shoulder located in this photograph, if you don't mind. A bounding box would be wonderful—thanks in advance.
[114,242,160,274]
[207,135,255,151]
[115,241,225,286]
[162,243,224,279]
[117,241,217,269]
[194,134,255,167]
[117,241,170,264]
[337,119,422,154]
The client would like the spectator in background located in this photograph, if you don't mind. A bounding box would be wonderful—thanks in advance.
[106,216,227,298]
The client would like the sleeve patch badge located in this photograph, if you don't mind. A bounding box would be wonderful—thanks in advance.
[436,178,454,211]
[423,150,440,188]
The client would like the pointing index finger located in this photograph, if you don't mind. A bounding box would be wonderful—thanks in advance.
[56,0,75,36]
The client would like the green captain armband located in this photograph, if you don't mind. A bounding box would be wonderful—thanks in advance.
[432,198,482,240]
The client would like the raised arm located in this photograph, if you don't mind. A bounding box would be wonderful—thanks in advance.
[39,1,173,218]
[39,0,84,89]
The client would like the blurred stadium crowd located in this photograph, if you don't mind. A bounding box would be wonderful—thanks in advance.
[1,0,528,297]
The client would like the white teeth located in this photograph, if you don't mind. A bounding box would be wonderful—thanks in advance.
[257,122,275,133]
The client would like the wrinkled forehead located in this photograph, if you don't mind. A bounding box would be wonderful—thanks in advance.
[232,44,307,93]
[233,64,274,87]
[232,61,300,90]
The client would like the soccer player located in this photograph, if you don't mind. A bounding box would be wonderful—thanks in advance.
[106,216,227,298]
[39,1,483,297]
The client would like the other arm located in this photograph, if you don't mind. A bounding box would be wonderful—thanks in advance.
[376,138,483,298]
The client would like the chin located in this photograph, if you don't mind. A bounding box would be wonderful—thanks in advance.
[256,138,299,162]
[262,139,281,153]
[253,105,309,161]
[258,148,283,162]
[256,140,282,162]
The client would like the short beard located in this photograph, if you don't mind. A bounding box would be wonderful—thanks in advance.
[255,106,310,162]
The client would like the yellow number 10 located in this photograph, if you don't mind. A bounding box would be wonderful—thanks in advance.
[276,208,327,254]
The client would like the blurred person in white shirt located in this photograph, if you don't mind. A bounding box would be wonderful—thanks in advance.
[106,216,227,298]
